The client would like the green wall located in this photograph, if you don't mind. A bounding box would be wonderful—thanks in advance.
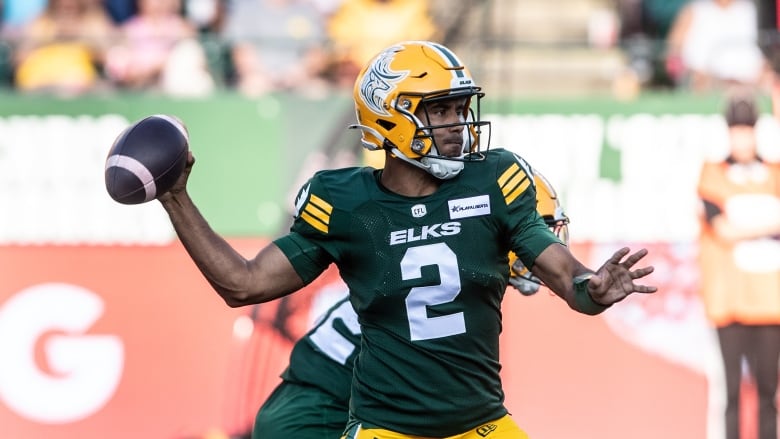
[0,90,758,237]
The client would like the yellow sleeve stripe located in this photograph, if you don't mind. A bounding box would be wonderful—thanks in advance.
[501,171,527,197]
[301,210,329,233]
[505,178,531,205]
[498,163,531,205]
[309,194,333,214]
[304,201,331,224]
[299,194,332,234]
[498,163,520,187]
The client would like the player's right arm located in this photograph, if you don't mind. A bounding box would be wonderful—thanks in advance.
[158,152,316,307]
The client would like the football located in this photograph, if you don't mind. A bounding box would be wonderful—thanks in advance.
[105,114,189,205]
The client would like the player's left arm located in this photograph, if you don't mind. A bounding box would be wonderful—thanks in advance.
[531,244,657,315]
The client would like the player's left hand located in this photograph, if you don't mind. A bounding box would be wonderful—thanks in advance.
[587,247,657,306]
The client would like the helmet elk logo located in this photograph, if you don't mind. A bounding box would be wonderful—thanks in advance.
[359,46,408,117]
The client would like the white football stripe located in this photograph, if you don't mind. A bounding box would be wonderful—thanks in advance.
[151,114,189,141]
[105,154,157,202]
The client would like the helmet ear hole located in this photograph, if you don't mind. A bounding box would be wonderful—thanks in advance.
[376,119,396,130]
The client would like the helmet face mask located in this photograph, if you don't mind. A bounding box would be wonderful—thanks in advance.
[544,215,570,247]
[412,94,482,152]
[350,41,490,179]
[509,172,571,295]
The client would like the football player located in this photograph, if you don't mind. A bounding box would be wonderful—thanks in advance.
[253,295,356,439]
[253,171,570,439]
[157,40,656,439]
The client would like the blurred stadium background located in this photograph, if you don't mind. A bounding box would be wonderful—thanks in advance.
[1,0,779,438]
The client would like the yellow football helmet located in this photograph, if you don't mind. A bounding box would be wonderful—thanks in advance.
[508,171,570,295]
[349,41,490,180]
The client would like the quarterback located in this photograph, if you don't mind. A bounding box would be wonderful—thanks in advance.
[157,41,657,438]
[253,172,571,439]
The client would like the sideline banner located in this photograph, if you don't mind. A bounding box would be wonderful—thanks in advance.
[0,242,250,438]
[0,239,345,439]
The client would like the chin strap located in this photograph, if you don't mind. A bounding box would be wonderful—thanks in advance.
[389,147,464,179]
[421,156,464,179]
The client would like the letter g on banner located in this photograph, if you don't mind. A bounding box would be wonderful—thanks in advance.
[0,283,124,423]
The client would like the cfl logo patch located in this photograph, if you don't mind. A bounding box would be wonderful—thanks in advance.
[476,423,497,437]
[411,204,427,218]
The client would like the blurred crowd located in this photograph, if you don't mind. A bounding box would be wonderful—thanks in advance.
[0,0,439,97]
[618,0,778,94]
[0,0,777,98]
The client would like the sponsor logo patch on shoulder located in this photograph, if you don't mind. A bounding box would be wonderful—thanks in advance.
[448,195,491,219]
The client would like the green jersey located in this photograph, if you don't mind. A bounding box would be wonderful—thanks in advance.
[280,296,360,407]
[274,148,559,436]
[254,297,359,439]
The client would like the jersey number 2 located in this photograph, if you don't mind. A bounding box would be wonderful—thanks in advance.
[402,243,466,341]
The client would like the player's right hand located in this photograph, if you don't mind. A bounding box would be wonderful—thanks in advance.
[159,151,195,202]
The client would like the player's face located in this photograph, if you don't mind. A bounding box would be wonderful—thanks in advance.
[415,97,467,157]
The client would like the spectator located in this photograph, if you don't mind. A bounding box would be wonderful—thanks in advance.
[665,0,771,92]
[221,0,329,97]
[160,35,215,96]
[640,0,689,39]
[12,0,116,95]
[325,0,438,88]
[697,91,780,439]
[105,0,213,96]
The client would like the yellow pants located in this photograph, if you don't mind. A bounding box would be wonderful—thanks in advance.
[341,414,530,439]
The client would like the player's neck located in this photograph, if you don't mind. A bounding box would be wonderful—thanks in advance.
[380,159,442,197]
